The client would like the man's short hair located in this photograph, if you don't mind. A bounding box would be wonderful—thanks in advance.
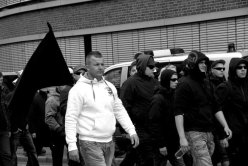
[86,51,102,65]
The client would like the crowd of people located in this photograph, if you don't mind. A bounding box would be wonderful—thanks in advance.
[0,49,248,166]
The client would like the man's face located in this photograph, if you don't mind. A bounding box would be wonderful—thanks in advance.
[198,60,207,73]
[145,65,155,78]
[236,63,247,78]
[87,56,105,80]
[211,63,225,78]
[170,74,178,89]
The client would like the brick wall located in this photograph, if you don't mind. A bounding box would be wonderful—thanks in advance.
[0,0,247,40]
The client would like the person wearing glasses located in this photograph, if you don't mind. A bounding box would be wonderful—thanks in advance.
[120,53,159,166]
[215,58,248,166]
[149,69,186,166]
[65,51,139,166]
[209,60,230,166]
[174,50,232,166]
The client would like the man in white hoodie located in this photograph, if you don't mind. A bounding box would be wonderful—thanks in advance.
[65,51,139,166]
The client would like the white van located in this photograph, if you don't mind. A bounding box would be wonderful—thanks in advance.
[104,50,244,93]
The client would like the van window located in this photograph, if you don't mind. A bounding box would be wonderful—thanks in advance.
[104,67,122,96]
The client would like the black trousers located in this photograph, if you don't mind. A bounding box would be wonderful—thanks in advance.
[0,131,12,166]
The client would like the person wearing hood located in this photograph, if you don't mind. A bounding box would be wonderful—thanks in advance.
[215,58,248,166]
[65,51,139,166]
[174,50,232,166]
[120,53,159,166]
[149,69,185,166]
[209,60,230,166]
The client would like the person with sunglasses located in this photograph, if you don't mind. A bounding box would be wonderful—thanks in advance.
[209,60,230,166]
[120,53,159,166]
[148,69,186,166]
[174,50,232,166]
[215,58,248,166]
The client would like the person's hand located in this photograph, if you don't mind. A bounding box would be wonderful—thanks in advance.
[159,147,167,156]
[179,137,190,154]
[224,126,232,140]
[68,150,80,163]
[220,138,229,148]
[130,134,139,148]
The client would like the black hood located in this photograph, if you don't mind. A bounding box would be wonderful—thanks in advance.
[160,69,177,90]
[187,50,209,80]
[228,58,248,83]
[136,53,154,76]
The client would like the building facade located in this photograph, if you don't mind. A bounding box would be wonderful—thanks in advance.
[0,0,247,72]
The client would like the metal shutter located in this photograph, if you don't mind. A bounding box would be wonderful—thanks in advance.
[58,36,85,68]
[57,38,66,62]
[92,33,114,67]
[236,16,248,50]
[160,27,168,49]
[112,30,139,63]
[138,27,163,51]
[200,19,236,52]
[170,23,200,52]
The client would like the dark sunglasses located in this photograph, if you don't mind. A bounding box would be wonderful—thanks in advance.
[74,72,82,75]
[170,78,178,82]
[236,66,247,70]
[148,65,155,69]
[214,67,225,71]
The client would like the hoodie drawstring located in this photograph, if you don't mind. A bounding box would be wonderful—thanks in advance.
[91,81,95,101]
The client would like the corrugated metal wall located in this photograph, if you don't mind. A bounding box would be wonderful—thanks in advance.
[0,36,85,71]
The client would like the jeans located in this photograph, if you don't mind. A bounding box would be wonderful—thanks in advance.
[0,131,12,166]
[11,129,39,166]
[186,131,214,166]
[78,140,115,166]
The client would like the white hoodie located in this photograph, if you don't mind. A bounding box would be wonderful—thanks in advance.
[65,75,136,151]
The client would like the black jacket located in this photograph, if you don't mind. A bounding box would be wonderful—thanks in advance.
[215,58,248,137]
[174,53,217,132]
[0,85,11,132]
[120,54,158,127]
[149,86,178,148]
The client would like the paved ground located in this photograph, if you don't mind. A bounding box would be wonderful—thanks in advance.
[17,146,124,166]
[17,146,172,166]
[17,146,67,166]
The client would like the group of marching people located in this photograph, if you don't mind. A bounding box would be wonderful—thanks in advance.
[119,50,248,166]
[1,49,248,166]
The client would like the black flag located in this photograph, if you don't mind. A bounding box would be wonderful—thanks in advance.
[8,23,74,130]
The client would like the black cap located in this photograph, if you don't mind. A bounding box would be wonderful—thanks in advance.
[211,59,225,68]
